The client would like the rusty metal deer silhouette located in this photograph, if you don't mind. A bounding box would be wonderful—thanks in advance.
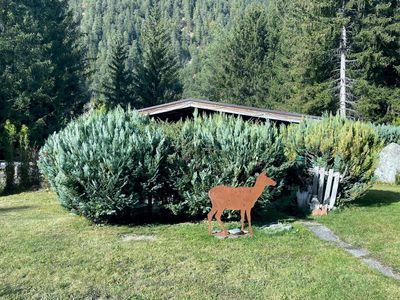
[207,172,276,236]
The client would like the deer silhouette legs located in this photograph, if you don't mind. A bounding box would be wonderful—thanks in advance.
[240,209,246,232]
[215,210,228,236]
[208,208,251,236]
[208,208,229,236]
[207,208,217,235]
[246,209,253,236]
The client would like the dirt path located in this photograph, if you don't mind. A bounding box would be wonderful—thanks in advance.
[301,221,400,280]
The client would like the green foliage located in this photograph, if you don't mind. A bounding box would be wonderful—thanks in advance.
[39,108,291,223]
[101,41,136,109]
[3,120,17,193]
[196,4,271,107]
[38,108,170,223]
[68,0,259,97]
[164,112,291,217]
[132,6,182,107]
[18,125,30,188]
[266,0,341,114]
[284,115,383,205]
[0,0,88,145]
[348,0,399,123]
[372,124,400,145]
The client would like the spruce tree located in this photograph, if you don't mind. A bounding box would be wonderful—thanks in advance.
[101,41,135,109]
[267,0,341,115]
[133,6,182,107]
[0,0,54,139]
[0,0,88,145]
[347,0,400,123]
[204,4,271,107]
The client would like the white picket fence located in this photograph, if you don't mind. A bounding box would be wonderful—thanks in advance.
[297,166,343,210]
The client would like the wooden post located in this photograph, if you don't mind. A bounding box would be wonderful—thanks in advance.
[317,167,325,202]
[312,166,319,197]
[323,169,334,205]
[329,172,341,209]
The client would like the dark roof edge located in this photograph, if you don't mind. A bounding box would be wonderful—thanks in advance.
[138,98,321,123]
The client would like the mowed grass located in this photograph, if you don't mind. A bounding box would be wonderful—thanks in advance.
[1,190,400,299]
[318,184,400,271]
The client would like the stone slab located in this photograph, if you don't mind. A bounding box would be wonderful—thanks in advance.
[121,234,157,242]
[374,143,400,183]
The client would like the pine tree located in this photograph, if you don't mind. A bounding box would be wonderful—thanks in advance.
[41,0,88,138]
[0,0,88,145]
[267,0,341,115]
[203,4,271,107]
[347,0,400,123]
[0,0,54,139]
[101,41,135,109]
[133,6,182,107]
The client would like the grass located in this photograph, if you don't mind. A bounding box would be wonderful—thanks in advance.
[318,184,400,271]
[1,188,400,299]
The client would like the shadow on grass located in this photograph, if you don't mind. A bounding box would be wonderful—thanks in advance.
[0,205,35,214]
[118,202,302,227]
[352,188,400,207]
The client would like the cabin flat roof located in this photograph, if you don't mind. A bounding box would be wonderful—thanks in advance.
[138,98,320,123]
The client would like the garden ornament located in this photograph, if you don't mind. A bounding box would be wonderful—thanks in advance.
[311,205,328,216]
[207,172,276,237]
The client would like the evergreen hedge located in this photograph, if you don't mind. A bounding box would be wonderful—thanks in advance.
[163,113,291,217]
[38,108,171,223]
[284,115,382,205]
[39,109,289,222]
[39,109,383,223]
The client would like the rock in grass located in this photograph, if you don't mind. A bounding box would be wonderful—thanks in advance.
[212,228,249,239]
[121,234,157,242]
[261,223,293,235]
[374,143,400,183]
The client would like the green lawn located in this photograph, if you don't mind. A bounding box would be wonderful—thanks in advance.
[1,188,400,299]
[318,184,400,271]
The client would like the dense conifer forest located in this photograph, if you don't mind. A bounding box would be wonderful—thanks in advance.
[1,0,399,145]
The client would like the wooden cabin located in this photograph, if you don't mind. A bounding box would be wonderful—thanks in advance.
[138,98,320,124]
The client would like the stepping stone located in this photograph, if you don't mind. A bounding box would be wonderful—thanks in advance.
[212,229,249,239]
[121,234,156,242]
[302,221,400,280]
[261,223,293,235]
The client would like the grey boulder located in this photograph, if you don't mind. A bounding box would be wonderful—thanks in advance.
[374,143,400,183]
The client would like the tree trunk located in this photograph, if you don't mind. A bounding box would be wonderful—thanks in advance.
[339,25,347,117]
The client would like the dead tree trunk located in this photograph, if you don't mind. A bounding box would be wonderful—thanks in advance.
[339,24,347,117]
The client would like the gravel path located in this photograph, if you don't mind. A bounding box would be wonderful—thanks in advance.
[302,221,400,280]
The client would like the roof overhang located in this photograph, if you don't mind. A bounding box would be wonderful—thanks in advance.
[138,98,320,123]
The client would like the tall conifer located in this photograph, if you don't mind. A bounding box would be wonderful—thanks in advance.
[205,4,271,107]
[348,0,400,122]
[133,6,182,107]
[101,41,135,109]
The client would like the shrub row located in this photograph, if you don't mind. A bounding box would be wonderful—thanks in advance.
[39,109,382,222]
[39,109,289,222]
